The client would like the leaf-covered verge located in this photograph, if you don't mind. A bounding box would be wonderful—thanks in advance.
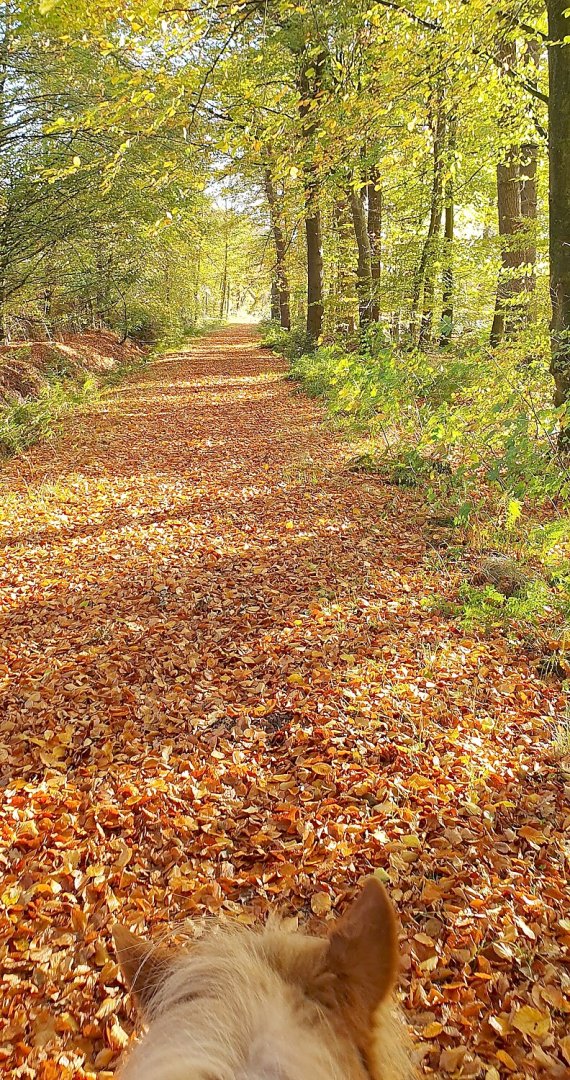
[0,331,148,456]
[265,323,570,645]
[0,324,221,458]
[1,327,569,1080]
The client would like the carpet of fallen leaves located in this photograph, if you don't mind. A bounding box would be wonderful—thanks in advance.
[1,326,569,1079]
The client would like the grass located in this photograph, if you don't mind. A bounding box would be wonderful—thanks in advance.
[549,710,570,759]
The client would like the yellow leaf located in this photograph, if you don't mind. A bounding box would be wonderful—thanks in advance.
[107,1017,129,1050]
[96,996,118,1020]
[287,672,304,685]
[560,1036,570,1065]
[518,825,547,845]
[289,166,299,179]
[114,840,132,870]
[310,892,332,915]
[511,1004,550,1038]
[407,773,432,790]
[489,1013,511,1036]
[424,1022,443,1038]
[496,1050,517,1070]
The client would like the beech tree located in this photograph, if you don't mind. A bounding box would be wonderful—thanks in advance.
[547,0,570,439]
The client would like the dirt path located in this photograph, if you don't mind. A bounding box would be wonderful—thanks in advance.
[1,326,568,1078]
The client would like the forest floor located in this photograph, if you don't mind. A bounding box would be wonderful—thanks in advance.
[0,325,569,1079]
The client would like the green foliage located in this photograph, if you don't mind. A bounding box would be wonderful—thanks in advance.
[458,579,555,632]
[0,346,150,455]
[0,378,96,456]
[261,323,314,362]
[549,710,570,759]
[286,329,563,505]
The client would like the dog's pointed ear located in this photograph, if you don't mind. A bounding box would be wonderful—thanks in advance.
[326,878,399,1018]
[113,924,173,1016]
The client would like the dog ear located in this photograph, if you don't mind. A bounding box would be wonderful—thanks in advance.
[326,877,399,1019]
[113,924,173,1016]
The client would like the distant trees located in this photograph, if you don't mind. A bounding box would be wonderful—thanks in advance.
[0,2,264,341]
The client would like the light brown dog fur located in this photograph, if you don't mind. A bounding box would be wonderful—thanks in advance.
[113,878,413,1080]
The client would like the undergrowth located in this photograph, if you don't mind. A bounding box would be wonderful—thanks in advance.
[0,378,98,456]
[264,321,570,637]
[0,321,226,458]
[0,350,149,457]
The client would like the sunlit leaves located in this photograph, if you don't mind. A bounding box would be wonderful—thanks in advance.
[1,327,569,1078]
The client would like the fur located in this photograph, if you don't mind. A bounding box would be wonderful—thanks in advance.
[114,880,413,1080]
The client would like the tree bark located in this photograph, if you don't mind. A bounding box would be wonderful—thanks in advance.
[304,203,324,343]
[349,181,373,328]
[264,167,291,330]
[520,141,538,319]
[439,197,454,346]
[411,93,445,348]
[193,243,201,325]
[270,277,280,321]
[219,230,228,320]
[439,113,457,347]
[489,40,530,346]
[547,0,570,437]
[299,52,326,345]
[333,197,356,333]
[489,150,526,345]
[367,169,382,322]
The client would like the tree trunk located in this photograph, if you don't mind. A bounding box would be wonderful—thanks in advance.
[519,38,540,320]
[439,198,454,346]
[489,40,529,346]
[333,197,356,333]
[270,277,280,321]
[264,167,291,330]
[193,243,201,325]
[520,141,538,319]
[489,150,526,345]
[299,53,326,345]
[547,0,570,438]
[367,169,382,322]
[349,181,373,328]
[219,231,228,320]
[412,95,445,348]
[305,204,324,343]
[439,113,457,347]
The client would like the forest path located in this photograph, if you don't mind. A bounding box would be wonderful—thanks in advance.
[0,325,568,1078]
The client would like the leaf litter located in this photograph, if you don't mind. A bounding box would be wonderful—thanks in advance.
[0,326,569,1079]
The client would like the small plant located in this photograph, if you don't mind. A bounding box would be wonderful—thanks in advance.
[0,378,95,455]
[419,594,459,617]
[458,579,554,632]
[282,452,322,486]
[261,323,313,362]
[0,344,147,458]
[347,450,383,474]
[549,708,570,759]
[387,447,432,487]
